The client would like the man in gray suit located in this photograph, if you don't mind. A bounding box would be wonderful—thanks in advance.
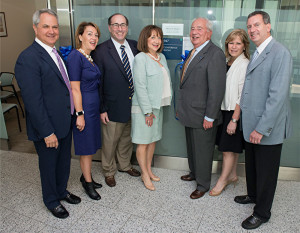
[177,18,226,199]
[234,11,293,230]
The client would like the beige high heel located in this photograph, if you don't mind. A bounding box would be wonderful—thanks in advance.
[150,176,160,182]
[141,176,155,191]
[209,177,239,196]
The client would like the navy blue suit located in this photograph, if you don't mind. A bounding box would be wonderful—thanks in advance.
[15,41,73,209]
[92,39,139,123]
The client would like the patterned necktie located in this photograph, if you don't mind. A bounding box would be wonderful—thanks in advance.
[120,45,134,98]
[52,48,74,114]
[251,49,259,64]
[181,48,196,83]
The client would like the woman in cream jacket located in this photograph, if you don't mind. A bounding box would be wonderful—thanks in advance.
[210,29,250,196]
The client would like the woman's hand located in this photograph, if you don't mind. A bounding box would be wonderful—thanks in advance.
[76,115,85,131]
[145,114,156,127]
[227,121,237,135]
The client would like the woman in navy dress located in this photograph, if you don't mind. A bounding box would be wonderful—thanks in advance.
[67,22,102,200]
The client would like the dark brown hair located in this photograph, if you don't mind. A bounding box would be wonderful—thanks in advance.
[225,29,250,60]
[137,25,164,53]
[75,22,100,49]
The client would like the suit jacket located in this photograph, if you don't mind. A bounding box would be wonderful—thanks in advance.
[176,41,227,128]
[92,38,139,123]
[241,38,293,145]
[132,52,172,113]
[14,41,72,141]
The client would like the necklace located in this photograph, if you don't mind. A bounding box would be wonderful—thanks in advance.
[147,53,160,61]
[78,48,93,63]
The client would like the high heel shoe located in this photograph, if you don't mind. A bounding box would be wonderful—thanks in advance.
[141,176,155,191]
[150,176,160,182]
[209,177,239,196]
[80,174,102,189]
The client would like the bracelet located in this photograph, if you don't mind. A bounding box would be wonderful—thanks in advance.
[145,112,153,117]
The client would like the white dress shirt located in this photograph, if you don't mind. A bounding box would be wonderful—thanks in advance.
[111,37,135,70]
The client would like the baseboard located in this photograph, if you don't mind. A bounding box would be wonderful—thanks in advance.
[153,155,300,181]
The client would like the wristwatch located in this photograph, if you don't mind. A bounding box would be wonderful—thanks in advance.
[231,118,238,123]
[76,111,84,116]
[145,112,153,117]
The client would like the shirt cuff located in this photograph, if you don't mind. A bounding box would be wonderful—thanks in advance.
[204,116,214,122]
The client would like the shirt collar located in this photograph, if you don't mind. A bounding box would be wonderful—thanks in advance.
[256,36,273,54]
[111,37,129,49]
[35,37,56,54]
[195,40,210,53]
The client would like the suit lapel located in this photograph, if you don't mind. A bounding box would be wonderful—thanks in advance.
[32,41,65,84]
[246,39,275,75]
[180,42,211,87]
[128,39,138,56]
[107,39,128,80]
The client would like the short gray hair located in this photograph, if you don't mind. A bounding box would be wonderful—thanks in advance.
[194,17,213,32]
[32,8,58,26]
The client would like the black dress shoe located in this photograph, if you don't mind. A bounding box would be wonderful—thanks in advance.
[242,215,267,229]
[80,174,102,189]
[49,204,69,219]
[63,192,81,204]
[82,180,101,200]
[234,195,255,204]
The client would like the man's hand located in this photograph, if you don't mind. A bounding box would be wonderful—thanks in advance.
[203,119,213,130]
[249,130,263,144]
[44,134,59,149]
[100,112,109,124]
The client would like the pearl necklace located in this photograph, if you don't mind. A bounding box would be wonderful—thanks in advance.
[78,48,93,63]
[147,53,160,61]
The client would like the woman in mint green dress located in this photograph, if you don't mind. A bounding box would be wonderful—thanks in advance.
[131,25,172,191]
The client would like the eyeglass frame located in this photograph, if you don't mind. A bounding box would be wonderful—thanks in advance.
[110,23,128,29]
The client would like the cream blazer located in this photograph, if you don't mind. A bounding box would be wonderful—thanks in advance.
[221,53,249,111]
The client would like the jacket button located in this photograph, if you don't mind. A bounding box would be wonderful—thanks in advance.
[129,97,131,99]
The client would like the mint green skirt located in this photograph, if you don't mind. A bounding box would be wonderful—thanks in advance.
[131,108,163,144]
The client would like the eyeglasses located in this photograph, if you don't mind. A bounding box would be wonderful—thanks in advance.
[110,23,127,29]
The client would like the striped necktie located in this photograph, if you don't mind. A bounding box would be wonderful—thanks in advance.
[251,49,259,64]
[52,48,74,114]
[120,45,134,98]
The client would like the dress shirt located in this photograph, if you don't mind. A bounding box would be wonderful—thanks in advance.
[111,37,135,71]
[255,36,273,59]
[35,38,69,79]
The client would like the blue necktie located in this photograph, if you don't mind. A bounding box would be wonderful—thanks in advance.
[120,45,134,98]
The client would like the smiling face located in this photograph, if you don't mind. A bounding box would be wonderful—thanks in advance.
[227,36,245,59]
[147,30,162,55]
[33,13,59,47]
[79,25,99,54]
[108,14,128,44]
[247,14,271,47]
[190,18,212,48]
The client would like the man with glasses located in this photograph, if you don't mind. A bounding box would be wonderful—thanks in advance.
[92,13,140,187]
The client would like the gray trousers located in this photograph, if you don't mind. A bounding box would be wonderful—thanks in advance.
[185,122,218,192]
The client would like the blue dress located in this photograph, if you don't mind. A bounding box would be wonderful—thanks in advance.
[67,49,101,155]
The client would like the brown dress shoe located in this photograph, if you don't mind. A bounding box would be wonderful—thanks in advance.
[190,190,206,199]
[119,168,141,177]
[181,174,195,181]
[105,176,116,187]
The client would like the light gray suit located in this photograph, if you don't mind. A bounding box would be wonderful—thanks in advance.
[177,41,226,191]
[240,38,293,220]
[241,38,293,144]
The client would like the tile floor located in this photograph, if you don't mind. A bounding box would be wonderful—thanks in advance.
[1,150,299,233]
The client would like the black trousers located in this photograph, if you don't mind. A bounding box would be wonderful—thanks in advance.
[34,126,72,210]
[185,122,218,192]
[245,141,282,221]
